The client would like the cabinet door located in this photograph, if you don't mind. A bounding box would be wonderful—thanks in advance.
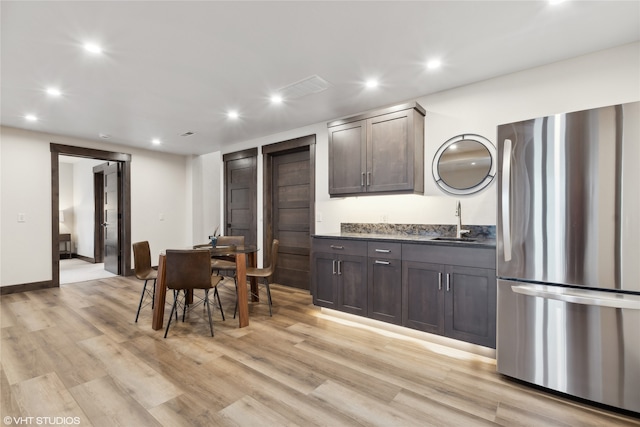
[312,252,338,309]
[367,110,414,193]
[337,255,367,315]
[444,266,496,348]
[402,261,445,335]
[368,257,402,324]
[328,120,367,195]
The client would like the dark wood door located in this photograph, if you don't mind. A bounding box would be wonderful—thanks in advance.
[367,109,413,193]
[444,265,497,348]
[224,150,257,245]
[272,150,311,289]
[337,254,367,315]
[402,261,445,335]
[328,120,366,195]
[93,169,105,263]
[103,163,120,274]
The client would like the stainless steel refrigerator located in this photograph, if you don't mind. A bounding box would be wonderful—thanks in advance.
[496,102,640,413]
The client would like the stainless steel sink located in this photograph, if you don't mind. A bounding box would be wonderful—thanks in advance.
[432,237,477,242]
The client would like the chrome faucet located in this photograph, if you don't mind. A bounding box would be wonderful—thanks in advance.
[455,200,470,238]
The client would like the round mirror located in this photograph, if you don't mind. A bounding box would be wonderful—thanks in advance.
[432,134,496,195]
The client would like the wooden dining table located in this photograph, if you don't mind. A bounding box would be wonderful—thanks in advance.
[151,245,259,330]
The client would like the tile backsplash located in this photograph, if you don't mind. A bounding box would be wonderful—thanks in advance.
[341,223,496,239]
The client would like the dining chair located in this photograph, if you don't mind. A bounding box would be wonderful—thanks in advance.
[133,241,158,322]
[163,249,224,338]
[235,239,279,317]
[210,235,245,279]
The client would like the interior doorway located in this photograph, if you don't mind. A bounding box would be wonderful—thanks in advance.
[51,144,131,287]
[262,135,316,290]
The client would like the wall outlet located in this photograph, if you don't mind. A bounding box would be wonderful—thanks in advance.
[381,214,389,223]
[317,212,323,222]
[17,213,26,223]
[159,213,165,221]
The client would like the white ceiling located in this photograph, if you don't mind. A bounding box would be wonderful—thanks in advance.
[2,1,639,156]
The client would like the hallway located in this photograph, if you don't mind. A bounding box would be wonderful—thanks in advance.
[59,258,117,284]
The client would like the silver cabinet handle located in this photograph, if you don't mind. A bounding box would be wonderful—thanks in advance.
[367,171,371,186]
[361,172,365,187]
[374,260,390,265]
[438,272,442,290]
[337,260,342,275]
[446,273,451,291]
[511,284,640,310]
[501,138,512,262]
[332,260,336,275]
[330,245,344,250]
[375,249,390,253]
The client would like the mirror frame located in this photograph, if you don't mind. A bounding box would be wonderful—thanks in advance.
[432,133,496,195]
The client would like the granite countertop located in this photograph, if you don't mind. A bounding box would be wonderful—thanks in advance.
[313,232,496,248]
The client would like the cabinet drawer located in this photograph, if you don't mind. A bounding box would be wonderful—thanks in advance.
[367,242,402,260]
[402,243,495,269]
[313,238,367,256]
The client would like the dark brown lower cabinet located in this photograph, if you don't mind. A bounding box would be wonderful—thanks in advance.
[312,237,497,348]
[402,261,445,335]
[312,239,367,315]
[402,261,496,348]
[367,242,402,325]
[445,265,496,348]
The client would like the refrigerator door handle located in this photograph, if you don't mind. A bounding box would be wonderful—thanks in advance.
[501,138,513,261]
[511,284,640,310]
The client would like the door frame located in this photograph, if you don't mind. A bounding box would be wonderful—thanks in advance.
[262,134,316,267]
[51,143,132,287]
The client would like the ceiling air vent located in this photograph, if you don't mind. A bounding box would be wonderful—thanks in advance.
[180,131,195,137]
[278,75,331,99]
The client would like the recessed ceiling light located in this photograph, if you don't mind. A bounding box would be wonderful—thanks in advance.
[46,87,61,97]
[426,59,442,70]
[25,114,38,122]
[83,42,102,54]
[152,138,161,145]
[270,95,283,104]
[227,111,239,119]
[365,79,379,89]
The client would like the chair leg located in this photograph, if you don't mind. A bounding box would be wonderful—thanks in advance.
[233,280,239,319]
[173,290,179,320]
[204,289,214,337]
[265,280,273,317]
[214,287,225,321]
[182,290,188,322]
[164,291,179,338]
[135,280,148,322]
[151,279,156,309]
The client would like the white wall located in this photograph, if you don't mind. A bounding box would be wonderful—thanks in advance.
[210,42,639,243]
[0,126,190,287]
[71,158,104,257]
[190,151,222,245]
[58,162,74,254]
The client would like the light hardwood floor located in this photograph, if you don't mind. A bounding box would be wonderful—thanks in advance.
[1,276,638,426]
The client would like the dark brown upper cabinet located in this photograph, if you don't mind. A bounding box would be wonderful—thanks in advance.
[328,102,425,197]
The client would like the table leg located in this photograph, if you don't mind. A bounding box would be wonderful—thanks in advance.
[235,252,249,328]
[152,254,167,330]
